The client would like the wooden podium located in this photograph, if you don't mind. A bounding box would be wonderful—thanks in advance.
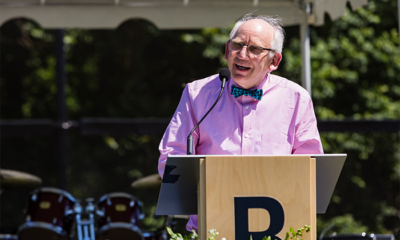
[156,154,346,240]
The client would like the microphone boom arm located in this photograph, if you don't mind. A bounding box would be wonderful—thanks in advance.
[187,78,227,155]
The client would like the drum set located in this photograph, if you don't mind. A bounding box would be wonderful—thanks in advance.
[0,170,173,240]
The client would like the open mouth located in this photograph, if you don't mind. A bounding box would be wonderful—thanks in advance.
[236,64,250,70]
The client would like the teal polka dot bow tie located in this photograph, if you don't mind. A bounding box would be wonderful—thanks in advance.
[231,85,263,100]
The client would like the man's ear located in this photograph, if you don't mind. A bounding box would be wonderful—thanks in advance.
[268,52,282,72]
[224,41,230,60]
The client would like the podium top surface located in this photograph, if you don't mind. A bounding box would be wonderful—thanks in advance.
[156,154,346,215]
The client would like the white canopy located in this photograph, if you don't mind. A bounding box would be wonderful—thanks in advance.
[0,0,367,29]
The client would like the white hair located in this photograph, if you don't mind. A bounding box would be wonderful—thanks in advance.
[230,13,285,58]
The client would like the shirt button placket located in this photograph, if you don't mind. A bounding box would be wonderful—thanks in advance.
[242,103,251,154]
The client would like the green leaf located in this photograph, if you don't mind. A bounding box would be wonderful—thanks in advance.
[285,232,290,240]
[166,227,174,235]
[250,235,253,240]
[166,227,178,239]
[290,227,296,237]
[191,230,198,239]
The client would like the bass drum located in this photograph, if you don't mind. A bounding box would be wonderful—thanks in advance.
[97,192,145,240]
[18,187,76,240]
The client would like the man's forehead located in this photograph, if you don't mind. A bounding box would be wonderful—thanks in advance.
[244,19,272,29]
[233,19,274,42]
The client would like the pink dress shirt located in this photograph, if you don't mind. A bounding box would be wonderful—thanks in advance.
[158,73,323,231]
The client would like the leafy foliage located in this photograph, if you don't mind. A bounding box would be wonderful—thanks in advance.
[286,225,311,240]
[166,225,311,240]
[167,226,198,240]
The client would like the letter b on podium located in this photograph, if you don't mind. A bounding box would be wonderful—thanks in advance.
[234,197,284,240]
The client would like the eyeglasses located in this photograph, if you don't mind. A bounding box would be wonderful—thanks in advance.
[228,39,275,56]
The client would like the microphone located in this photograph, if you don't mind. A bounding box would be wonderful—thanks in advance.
[187,68,231,155]
[219,67,230,89]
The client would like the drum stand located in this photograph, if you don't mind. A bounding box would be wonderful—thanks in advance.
[74,199,96,240]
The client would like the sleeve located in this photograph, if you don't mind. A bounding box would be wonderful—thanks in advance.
[292,94,324,154]
[158,85,200,178]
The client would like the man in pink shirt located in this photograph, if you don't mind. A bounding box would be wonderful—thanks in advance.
[158,13,324,231]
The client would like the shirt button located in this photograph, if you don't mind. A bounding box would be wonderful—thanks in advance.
[245,133,249,138]
[245,106,249,110]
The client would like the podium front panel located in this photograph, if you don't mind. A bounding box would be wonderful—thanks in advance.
[199,156,316,240]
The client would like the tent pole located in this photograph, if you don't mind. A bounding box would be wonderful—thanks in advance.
[300,4,311,96]
[398,0,400,52]
[56,29,67,190]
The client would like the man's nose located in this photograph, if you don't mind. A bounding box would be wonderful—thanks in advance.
[237,46,249,59]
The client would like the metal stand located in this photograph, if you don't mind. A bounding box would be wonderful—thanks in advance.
[74,199,96,240]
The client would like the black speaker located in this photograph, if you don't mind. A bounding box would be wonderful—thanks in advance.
[322,233,395,240]
[373,234,395,240]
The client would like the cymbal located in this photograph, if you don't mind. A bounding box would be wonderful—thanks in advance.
[0,169,42,190]
[131,173,162,189]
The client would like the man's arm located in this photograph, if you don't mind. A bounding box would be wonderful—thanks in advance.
[158,85,199,178]
[292,94,324,154]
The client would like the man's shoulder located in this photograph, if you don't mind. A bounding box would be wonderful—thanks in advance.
[269,74,310,97]
[186,74,220,92]
[184,74,221,100]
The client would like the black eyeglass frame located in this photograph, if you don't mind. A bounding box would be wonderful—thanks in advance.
[228,39,276,55]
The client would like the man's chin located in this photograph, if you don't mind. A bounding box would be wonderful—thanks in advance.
[231,73,249,81]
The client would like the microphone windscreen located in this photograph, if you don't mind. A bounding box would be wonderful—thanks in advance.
[219,68,231,81]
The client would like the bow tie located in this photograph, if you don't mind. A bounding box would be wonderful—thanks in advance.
[231,85,263,100]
